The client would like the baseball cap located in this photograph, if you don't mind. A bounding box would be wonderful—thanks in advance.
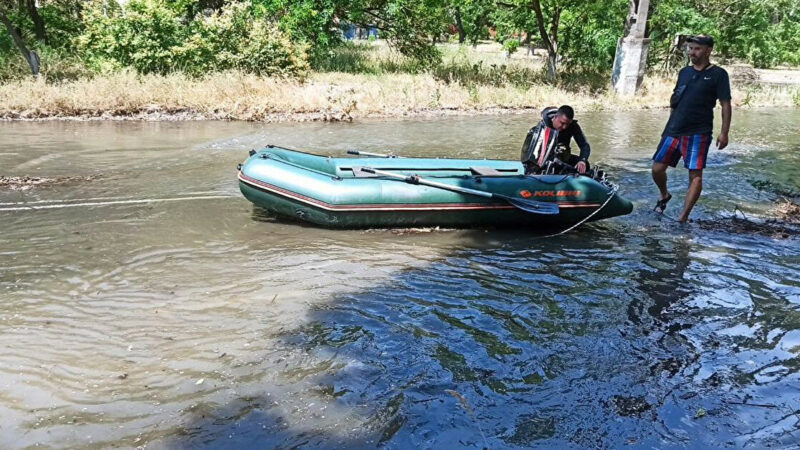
[688,34,714,47]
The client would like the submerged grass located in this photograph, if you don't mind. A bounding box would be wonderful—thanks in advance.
[1,42,798,121]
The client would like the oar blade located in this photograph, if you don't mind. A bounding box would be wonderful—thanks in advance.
[504,196,560,215]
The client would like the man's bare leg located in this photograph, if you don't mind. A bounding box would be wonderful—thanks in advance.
[652,162,671,200]
[678,170,703,222]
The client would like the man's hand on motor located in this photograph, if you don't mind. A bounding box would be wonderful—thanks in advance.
[716,133,729,150]
[576,160,587,174]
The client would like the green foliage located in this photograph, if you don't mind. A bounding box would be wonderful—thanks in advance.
[232,19,310,75]
[433,59,545,89]
[503,39,520,55]
[75,0,308,76]
[311,41,427,74]
[649,0,800,69]
[3,0,800,81]
[76,0,184,74]
[713,0,799,68]
[255,0,341,62]
[559,0,627,71]
[38,0,85,51]
[0,24,11,54]
[449,0,493,45]
[347,0,448,67]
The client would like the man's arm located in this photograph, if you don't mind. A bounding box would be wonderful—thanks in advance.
[571,123,591,161]
[717,100,731,149]
[568,123,590,174]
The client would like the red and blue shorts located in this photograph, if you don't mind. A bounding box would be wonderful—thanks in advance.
[653,133,712,170]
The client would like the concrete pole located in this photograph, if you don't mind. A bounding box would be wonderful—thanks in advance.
[611,0,651,96]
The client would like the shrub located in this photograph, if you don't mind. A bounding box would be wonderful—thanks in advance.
[503,39,520,56]
[75,0,308,77]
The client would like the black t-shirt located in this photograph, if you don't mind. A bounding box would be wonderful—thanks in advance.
[663,65,731,137]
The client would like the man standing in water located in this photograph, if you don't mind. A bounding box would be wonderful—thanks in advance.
[652,34,732,222]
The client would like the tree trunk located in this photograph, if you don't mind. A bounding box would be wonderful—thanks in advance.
[470,15,485,47]
[531,0,559,81]
[26,0,46,42]
[546,52,557,80]
[0,7,40,75]
[454,7,466,44]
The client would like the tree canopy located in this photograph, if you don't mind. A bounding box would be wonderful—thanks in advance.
[2,0,799,79]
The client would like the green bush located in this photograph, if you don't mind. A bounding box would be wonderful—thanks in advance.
[38,0,86,52]
[224,19,309,76]
[76,0,186,74]
[75,0,308,76]
[502,39,520,55]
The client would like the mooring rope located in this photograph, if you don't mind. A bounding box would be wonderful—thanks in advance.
[544,183,620,237]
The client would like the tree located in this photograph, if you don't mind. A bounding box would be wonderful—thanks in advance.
[0,3,39,75]
[530,0,560,80]
[346,0,450,65]
[26,0,45,42]
[495,0,567,80]
[256,0,344,62]
[448,0,493,46]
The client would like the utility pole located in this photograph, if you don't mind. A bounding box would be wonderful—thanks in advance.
[611,0,650,96]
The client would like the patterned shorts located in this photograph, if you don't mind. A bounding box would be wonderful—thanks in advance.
[653,133,712,170]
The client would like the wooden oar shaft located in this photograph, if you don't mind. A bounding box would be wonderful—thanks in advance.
[366,168,492,198]
[347,150,397,158]
[361,167,559,215]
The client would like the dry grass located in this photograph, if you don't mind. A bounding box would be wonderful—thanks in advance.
[1,43,798,121]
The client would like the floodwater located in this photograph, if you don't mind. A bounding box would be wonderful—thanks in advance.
[1,110,799,449]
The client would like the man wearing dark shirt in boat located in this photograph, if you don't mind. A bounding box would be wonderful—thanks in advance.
[652,34,732,222]
[520,105,591,175]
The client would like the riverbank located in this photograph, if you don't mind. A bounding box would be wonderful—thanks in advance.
[3,41,799,122]
[2,66,799,122]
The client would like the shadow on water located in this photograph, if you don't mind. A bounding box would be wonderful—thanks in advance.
[167,210,800,448]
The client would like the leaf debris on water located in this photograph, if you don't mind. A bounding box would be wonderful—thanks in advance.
[445,389,472,413]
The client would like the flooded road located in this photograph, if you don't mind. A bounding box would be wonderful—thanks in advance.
[1,110,799,448]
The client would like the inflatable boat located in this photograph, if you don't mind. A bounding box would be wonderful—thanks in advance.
[237,146,633,228]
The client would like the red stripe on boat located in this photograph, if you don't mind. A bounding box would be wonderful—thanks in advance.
[238,173,600,211]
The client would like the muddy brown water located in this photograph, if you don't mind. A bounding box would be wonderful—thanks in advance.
[1,110,800,448]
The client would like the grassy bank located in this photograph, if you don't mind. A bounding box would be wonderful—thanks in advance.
[2,43,799,121]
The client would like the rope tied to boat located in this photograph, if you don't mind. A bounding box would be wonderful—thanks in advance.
[544,182,620,237]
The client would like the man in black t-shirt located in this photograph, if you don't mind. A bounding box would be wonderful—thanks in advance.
[652,34,732,222]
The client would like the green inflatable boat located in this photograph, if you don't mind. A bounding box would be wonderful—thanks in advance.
[237,145,633,228]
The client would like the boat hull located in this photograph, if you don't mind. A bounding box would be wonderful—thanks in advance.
[238,146,633,229]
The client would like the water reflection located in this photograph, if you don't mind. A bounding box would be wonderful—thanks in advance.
[630,237,693,324]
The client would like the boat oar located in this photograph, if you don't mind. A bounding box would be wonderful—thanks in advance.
[347,150,399,158]
[359,167,559,215]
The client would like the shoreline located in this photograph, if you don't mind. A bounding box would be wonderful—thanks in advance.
[2,103,798,123]
[2,70,798,123]
[0,105,650,123]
